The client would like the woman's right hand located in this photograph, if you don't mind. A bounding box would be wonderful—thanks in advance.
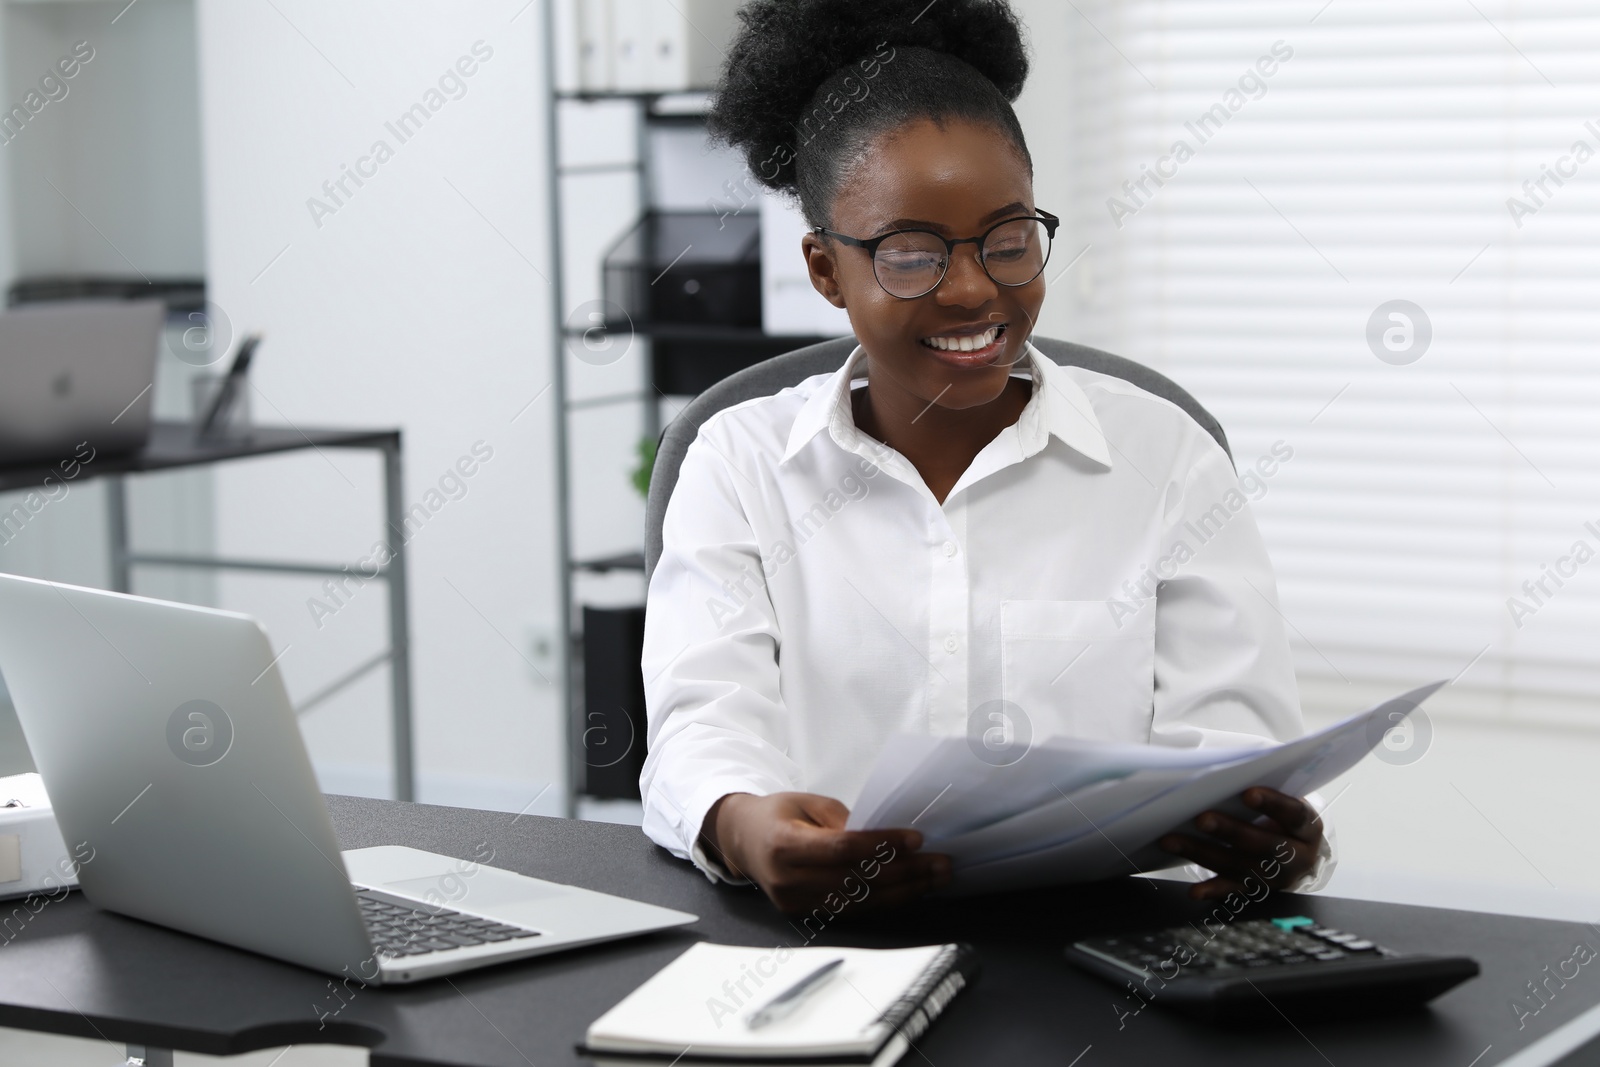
[702,792,952,914]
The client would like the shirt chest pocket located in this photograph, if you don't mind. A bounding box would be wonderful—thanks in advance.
[999,599,1156,744]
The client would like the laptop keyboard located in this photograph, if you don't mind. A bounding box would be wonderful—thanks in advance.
[355,886,542,957]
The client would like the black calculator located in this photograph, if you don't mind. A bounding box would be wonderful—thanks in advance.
[1066,916,1479,1023]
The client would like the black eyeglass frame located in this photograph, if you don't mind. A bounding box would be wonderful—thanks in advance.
[811,208,1060,299]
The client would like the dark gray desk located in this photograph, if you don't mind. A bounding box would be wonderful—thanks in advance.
[0,422,414,800]
[2,795,1599,1066]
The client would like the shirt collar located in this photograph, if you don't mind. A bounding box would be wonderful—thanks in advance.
[781,340,1113,469]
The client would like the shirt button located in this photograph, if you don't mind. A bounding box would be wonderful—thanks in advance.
[944,634,959,654]
[943,541,958,558]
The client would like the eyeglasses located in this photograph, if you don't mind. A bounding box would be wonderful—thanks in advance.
[813,209,1059,300]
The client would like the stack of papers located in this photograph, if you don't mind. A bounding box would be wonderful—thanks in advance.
[845,682,1446,895]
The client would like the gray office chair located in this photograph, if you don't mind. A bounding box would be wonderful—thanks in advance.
[644,335,1230,580]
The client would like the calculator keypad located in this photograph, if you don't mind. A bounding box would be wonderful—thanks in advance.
[1079,917,1387,976]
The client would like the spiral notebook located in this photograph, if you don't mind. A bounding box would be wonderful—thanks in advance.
[580,942,977,1066]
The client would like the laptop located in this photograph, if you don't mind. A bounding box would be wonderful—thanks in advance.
[0,299,164,465]
[0,573,696,984]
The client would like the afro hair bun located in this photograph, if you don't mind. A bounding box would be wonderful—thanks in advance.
[707,0,1029,197]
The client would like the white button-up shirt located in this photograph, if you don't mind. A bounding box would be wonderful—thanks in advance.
[641,341,1331,887]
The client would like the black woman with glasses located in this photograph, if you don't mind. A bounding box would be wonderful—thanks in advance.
[640,0,1331,915]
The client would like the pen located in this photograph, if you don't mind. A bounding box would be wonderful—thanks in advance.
[198,332,262,439]
[744,958,845,1029]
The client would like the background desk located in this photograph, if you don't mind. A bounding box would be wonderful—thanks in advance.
[0,422,414,799]
[1,795,1598,1066]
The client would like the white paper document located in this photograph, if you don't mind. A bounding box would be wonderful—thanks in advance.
[845,681,1446,894]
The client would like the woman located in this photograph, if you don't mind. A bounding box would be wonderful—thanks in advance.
[640,0,1331,913]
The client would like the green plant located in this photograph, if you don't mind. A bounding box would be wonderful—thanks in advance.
[631,435,657,498]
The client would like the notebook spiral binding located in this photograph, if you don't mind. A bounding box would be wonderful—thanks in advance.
[870,943,977,1044]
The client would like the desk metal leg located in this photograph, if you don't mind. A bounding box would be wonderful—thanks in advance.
[123,1045,173,1067]
[382,437,415,802]
[93,433,416,804]
[106,476,131,593]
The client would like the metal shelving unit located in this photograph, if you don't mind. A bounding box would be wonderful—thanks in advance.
[539,1,830,816]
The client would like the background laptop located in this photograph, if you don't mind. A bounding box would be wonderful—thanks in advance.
[0,573,695,983]
[0,299,164,465]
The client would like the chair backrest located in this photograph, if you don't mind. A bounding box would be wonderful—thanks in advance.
[644,335,1231,581]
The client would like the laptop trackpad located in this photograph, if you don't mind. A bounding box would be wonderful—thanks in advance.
[383,871,570,913]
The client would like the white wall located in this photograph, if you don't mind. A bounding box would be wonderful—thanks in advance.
[195,0,563,813]
[3,0,204,280]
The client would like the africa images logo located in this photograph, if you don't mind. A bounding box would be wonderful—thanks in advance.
[166,700,234,767]
[966,700,1032,768]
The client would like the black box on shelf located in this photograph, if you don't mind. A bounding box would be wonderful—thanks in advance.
[579,605,648,800]
[651,326,837,395]
[603,211,761,329]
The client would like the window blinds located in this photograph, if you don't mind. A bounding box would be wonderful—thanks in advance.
[1062,1,1600,721]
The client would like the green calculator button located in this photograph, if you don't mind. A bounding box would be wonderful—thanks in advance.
[1271,916,1316,931]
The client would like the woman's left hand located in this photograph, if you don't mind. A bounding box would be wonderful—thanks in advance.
[1158,786,1322,901]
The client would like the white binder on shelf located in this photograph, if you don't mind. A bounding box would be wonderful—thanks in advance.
[577,0,615,92]
[610,0,650,92]
[645,0,743,92]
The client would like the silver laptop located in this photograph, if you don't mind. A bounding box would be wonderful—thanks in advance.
[0,573,696,984]
[0,299,164,465]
